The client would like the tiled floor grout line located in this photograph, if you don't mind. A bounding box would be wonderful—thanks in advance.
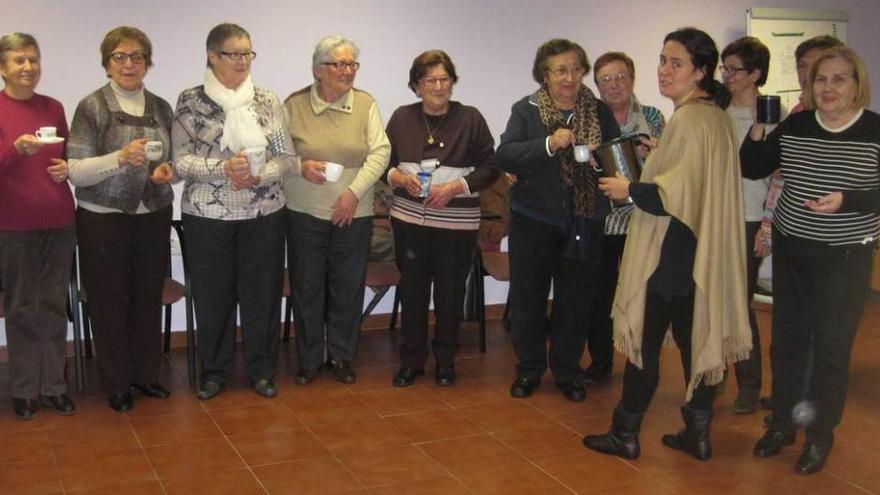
[201,398,272,494]
[123,408,170,495]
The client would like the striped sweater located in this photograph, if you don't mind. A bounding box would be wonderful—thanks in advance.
[741,109,880,246]
[383,101,498,230]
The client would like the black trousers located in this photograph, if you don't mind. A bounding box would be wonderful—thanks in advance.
[733,221,763,394]
[392,219,476,369]
[183,211,284,384]
[769,231,871,444]
[621,290,717,413]
[286,210,371,371]
[76,207,171,393]
[586,233,625,368]
[0,225,74,399]
[508,211,600,383]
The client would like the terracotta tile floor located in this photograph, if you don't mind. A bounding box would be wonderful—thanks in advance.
[0,301,878,494]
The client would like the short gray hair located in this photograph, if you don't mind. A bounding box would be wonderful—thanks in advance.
[206,23,250,67]
[312,35,359,68]
[0,32,40,64]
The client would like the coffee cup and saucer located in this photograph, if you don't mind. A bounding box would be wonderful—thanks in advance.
[36,126,64,144]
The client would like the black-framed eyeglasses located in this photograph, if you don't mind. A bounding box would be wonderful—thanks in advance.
[322,61,360,72]
[597,72,630,86]
[719,65,748,77]
[219,51,257,61]
[110,51,146,64]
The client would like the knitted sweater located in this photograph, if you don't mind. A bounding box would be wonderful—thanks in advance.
[0,91,74,231]
[283,85,390,220]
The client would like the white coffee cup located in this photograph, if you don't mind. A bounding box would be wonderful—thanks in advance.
[145,141,163,161]
[573,144,591,163]
[243,146,266,176]
[36,126,57,140]
[323,162,344,183]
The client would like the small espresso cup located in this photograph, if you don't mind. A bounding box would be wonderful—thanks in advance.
[36,126,57,140]
[323,162,344,183]
[242,146,266,176]
[573,144,591,163]
[756,95,781,124]
[144,141,163,161]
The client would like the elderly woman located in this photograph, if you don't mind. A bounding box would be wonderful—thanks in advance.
[584,27,751,461]
[67,26,174,412]
[743,46,880,475]
[718,36,778,415]
[172,23,295,400]
[583,51,665,384]
[384,50,498,387]
[0,33,75,420]
[497,39,620,402]
[284,35,390,385]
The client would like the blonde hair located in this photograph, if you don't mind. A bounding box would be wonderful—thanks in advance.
[803,46,870,110]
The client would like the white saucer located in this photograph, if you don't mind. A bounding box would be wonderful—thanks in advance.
[38,136,64,144]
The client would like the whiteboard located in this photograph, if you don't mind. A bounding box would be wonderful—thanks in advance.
[747,7,848,110]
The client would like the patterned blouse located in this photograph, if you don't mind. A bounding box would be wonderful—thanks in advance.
[172,85,296,221]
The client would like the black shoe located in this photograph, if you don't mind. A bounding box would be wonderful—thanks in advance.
[131,383,171,399]
[12,398,37,421]
[196,381,224,401]
[510,377,539,398]
[581,362,612,383]
[295,368,319,385]
[326,360,356,384]
[583,404,643,459]
[557,380,586,402]
[254,378,277,398]
[108,391,134,412]
[392,367,425,387]
[795,441,832,475]
[38,394,76,416]
[661,406,713,461]
[754,429,795,457]
[435,366,456,387]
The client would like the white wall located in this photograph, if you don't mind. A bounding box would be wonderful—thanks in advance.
[2,0,878,343]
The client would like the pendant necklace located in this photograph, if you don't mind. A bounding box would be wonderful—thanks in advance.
[423,111,447,147]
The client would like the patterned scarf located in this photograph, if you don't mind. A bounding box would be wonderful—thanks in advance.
[536,84,602,217]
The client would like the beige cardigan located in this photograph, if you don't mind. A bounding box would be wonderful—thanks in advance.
[612,100,753,400]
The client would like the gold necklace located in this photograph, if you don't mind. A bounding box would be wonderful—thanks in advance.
[423,111,447,146]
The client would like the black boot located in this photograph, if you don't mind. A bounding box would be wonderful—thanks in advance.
[583,404,643,459]
[661,405,713,460]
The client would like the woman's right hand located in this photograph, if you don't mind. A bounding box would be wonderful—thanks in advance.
[749,123,766,141]
[548,128,575,153]
[636,135,658,159]
[224,154,258,189]
[302,159,327,185]
[14,134,43,156]
[389,168,421,197]
[118,138,148,167]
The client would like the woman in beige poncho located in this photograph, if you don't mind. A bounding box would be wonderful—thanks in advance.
[583,27,752,461]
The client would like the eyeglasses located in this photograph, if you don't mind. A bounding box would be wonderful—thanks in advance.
[322,61,360,71]
[597,72,630,86]
[110,51,146,64]
[719,65,748,77]
[422,76,451,87]
[548,65,586,79]
[219,51,257,61]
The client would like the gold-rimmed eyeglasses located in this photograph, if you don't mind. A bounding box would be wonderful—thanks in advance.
[597,72,630,86]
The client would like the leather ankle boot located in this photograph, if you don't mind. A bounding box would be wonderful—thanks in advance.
[662,405,713,460]
[583,404,644,459]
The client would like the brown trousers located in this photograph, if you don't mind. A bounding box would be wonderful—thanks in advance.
[76,207,171,393]
[0,224,75,399]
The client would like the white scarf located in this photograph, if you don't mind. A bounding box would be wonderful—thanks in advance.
[203,68,267,152]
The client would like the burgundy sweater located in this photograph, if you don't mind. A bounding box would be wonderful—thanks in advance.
[0,91,74,231]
